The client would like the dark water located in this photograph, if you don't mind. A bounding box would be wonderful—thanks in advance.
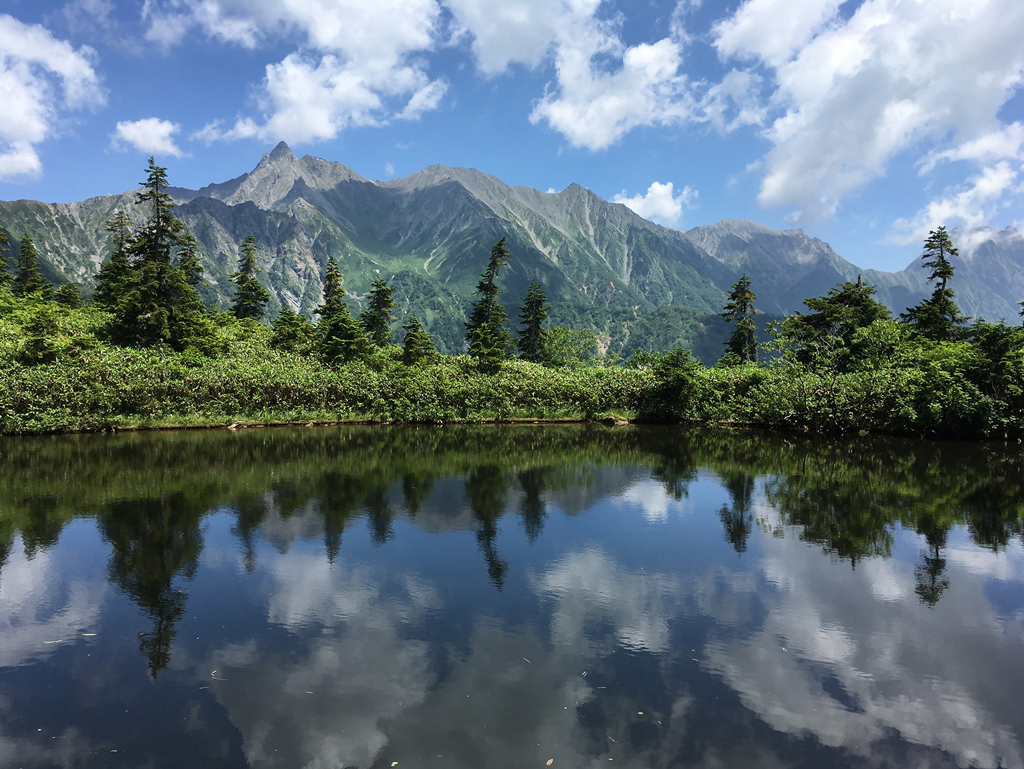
[1,425,1023,769]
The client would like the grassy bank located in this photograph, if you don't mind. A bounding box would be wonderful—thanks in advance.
[1,293,1022,438]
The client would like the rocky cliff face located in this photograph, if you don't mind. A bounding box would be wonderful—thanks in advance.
[1,142,1021,352]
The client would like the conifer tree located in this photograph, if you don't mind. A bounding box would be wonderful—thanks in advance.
[315,257,370,362]
[319,302,371,363]
[270,304,314,352]
[465,238,512,369]
[177,233,204,288]
[900,226,968,341]
[719,274,759,364]
[780,278,890,368]
[109,158,214,350]
[317,257,344,323]
[0,230,10,291]
[13,233,51,299]
[402,315,435,364]
[230,235,271,320]
[1019,299,1023,323]
[55,283,82,308]
[516,280,548,363]
[94,211,134,309]
[361,277,396,346]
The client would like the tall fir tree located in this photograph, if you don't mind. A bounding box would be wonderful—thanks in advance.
[315,257,370,363]
[230,235,271,320]
[402,314,435,364]
[780,277,891,369]
[319,302,371,363]
[900,226,968,341]
[719,274,760,364]
[13,233,51,299]
[516,280,548,363]
[93,211,135,309]
[361,277,396,346]
[1019,299,1023,323]
[270,304,314,352]
[465,238,512,369]
[177,233,204,289]
[0,230,10,291]
[317,257,344,323]
[109,158,214,350]
[55,283,82,308]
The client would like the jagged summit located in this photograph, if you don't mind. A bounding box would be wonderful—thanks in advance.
[267,140,296,163]
[3,141,1023,353]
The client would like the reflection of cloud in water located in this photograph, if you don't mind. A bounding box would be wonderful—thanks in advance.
[0,537,106,668]
[206,551,438,768]
[703,531,1024,769]
[0,533,108,767]
[946,539,1024,582]
[533,547,683,653]
[614,478,685,524]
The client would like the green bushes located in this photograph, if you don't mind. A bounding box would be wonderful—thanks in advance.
[1,287,1021,439]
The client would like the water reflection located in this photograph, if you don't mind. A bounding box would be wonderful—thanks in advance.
[1,426,1023,768]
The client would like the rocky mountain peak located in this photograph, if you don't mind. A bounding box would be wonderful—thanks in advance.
[268,141,296,163]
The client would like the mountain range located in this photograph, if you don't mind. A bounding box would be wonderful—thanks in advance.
[1,141,1022,356]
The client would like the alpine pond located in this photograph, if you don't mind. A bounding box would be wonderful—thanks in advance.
[1,425,1023,769]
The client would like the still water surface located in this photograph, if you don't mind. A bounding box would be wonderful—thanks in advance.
[1,425,1023,768]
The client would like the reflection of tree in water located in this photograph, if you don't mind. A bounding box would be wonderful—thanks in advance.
[763,452,897,568]
[98,496,203,678]
[517,468,547,543]
[231,493,273,574]
[915,536,950,607]
[718,472,755,554]
[401,473,435,516]
[4,425,1024,613]
[365,485,396,546]
[467,466,509,589]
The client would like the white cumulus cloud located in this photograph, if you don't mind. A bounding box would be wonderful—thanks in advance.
[614,181,697,227]
[0,14,105,180]
[712,0,1024,224]
[887,161,1019,245]
[110,117,187,157]
[151,0,447,145]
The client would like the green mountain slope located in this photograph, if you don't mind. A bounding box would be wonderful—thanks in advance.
[1,142,1020,355]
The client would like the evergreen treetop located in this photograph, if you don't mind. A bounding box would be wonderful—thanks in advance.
[313,257,370,362]
[270,303,314,353]
[231,235,271,320]
[0,230,10,290]
[780,278,890,367]
[108,160,216,351]
[55,283,82,309]
[900,226,968,341]
[361,277,397,346]
[318,300,371,363]
[13,233,51,299]
[133,157,184,266]
[94,211,135,309]
[177,233,204,288]
[516,280,549,364]
[318,257,345,323]
[719,274,760,364]
[920,225,958,290]
[465,238,512,368]
[402,314,435,365]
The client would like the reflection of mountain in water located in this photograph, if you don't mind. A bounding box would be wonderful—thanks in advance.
[0,425,1022,677]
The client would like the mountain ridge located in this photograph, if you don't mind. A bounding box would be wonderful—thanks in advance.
[2,143,1022,354]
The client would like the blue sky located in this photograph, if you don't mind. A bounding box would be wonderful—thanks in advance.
[0,0,1022,271]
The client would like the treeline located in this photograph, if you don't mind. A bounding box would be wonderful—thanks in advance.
[1,160,1023,437]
